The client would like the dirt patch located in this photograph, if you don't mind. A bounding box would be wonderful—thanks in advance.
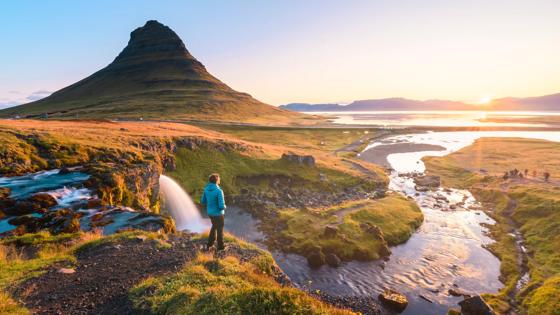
[14,234,199,315]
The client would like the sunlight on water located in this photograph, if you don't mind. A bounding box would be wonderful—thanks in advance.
[306,110,560,127]
[159,175,210,233]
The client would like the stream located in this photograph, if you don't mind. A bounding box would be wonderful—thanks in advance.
[223,130,560,315]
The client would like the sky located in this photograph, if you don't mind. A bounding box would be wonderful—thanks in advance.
[1,0,560,108]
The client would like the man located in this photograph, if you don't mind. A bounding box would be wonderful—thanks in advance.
[200,173,226,251]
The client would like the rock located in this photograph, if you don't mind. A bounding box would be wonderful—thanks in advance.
[378,289,408,312]
[413,175,440,187]
[306,247,326,268]
[325,253,342,267]
[58,268,76,274]
[324,225,338,238]
[58,167,72,175]
[352,248,372,261]
[458,295,495,315]
[8,215,38,226]
[449,288,472,297]
[86,199,103,208]
[360,223,384,240]
[29,193,58,208]
[0,187,11,199]
[281,153,315,167]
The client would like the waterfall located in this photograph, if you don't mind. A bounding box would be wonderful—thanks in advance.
[159,175,210,233]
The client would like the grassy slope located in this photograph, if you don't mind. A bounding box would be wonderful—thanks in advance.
[0,231,351,315]
[424,138,560,315]
[277,194,423,261]
[130,234,352,315]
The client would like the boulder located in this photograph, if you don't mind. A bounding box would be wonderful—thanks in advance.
[325,253,342,267]
[413,175,440,188]
[324,225,338,238]
[306,247,326,268]
[29,193,58,208]
[458,295,494,315]
[281,153,315,167]
[58,167,72,175]
[378,289,408,312]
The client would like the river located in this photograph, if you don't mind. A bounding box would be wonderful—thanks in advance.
[223,130,560,314]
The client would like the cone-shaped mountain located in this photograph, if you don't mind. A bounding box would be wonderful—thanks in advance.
[1,20,297,123]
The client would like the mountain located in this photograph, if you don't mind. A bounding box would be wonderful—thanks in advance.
[485,93,560,111]
[0,20,299,123]
[279,103,344,112]
[281,94,560,112]
[281,98,471,112]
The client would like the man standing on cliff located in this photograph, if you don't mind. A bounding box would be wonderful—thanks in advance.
[200,173,226,251]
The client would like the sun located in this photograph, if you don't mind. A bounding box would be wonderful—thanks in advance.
[478,96,492,105]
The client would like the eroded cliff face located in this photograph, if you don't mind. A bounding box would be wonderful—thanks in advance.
[0,134,250,214]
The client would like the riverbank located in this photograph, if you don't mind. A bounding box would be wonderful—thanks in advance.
[424,137,560,315]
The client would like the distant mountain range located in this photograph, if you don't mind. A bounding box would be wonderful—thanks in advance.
[0,20,298,123]
[281,93,560,112]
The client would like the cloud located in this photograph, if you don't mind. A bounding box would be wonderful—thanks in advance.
[26,90,52,101]
[0,89,51,109]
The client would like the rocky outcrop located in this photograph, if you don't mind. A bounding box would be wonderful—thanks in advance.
[458,295,495,315]
[307,246,326,268]
[413,175,440,190]
[360,223,391,256]
[325,253,342,267]
[281,153,316,167]
[378,289,408,312]
[324,225,338,238]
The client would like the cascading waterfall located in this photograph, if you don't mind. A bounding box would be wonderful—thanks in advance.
[159,175,210,233]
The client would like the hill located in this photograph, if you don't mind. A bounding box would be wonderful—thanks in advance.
[0,21,301,124]
[281,94,560,112]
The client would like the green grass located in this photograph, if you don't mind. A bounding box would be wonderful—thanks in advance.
[425,137,560,315]
[129,239,353,315]
[273,194,423,261]
[168,145,374,201]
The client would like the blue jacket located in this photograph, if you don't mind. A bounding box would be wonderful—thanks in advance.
[200,183,226,216]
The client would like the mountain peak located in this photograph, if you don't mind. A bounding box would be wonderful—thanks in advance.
[0,20,297,123]
[115,20,189,63]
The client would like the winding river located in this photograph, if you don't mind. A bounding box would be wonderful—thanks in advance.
[224,130,560,315]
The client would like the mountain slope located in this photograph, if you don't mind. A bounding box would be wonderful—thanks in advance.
[281,94,560,112]
[281,98,471,111]
[0,20,299,124]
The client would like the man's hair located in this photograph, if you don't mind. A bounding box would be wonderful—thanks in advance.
[209,173,220,184]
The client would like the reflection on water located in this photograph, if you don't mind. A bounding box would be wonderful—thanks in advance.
[226,131,560,314]
[306,110,560,127]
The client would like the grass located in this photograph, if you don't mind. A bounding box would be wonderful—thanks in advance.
[129,238,354,315]
[199,125,379,153]
[273,194,423,261]
[424,137,560,315]
[168,145,377,201]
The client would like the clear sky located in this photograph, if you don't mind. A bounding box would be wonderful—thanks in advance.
[1,0,559,108]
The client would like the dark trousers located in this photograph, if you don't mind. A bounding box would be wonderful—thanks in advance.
[208,215,224,249]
